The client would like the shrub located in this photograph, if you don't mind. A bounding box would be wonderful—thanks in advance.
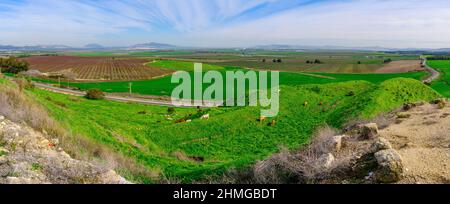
[167,107,175,114]
[0,57,29,74]
[85,89,105,100]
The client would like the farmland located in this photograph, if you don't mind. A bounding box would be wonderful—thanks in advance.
[24,56,173,81]
[4,51,445,183]
[28,77,440,182]
[157,51,422,73]
[30,60,428,98]
[427,60,450,97]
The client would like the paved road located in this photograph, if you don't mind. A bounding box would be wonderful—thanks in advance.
[421,58,441,84]
[33,82,219,108]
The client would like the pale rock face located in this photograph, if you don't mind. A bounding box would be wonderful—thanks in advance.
[0,115,130,184]
[315,153,335,170]
[370,137,393,153]
[374,149,404,183]
[360,123,379,140]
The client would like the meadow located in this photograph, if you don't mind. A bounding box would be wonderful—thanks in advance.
[8,52,444,182]
[427,60,450,97]
[29,77,440,182]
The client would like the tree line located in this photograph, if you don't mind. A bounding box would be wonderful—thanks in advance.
[0,57,29,74]
[426,56,450,60]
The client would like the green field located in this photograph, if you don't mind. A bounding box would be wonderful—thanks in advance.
[427,60,450,97]
[32,60,427,99]
[29,77,440,182]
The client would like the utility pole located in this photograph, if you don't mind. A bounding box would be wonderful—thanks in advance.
[129,82,132,96]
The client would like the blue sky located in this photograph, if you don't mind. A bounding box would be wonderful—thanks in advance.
[1,0,450,48]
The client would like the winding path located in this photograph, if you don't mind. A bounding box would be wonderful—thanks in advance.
[421,58,441,84]
[33,81,219,108]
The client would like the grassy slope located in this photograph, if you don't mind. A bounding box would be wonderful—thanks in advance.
[31,77,439,182]
[427,60,450,97]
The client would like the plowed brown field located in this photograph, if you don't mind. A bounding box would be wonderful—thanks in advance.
[24,56,173,81]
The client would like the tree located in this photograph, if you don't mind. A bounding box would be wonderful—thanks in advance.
[0,57,29,74]
[167,107,175,114]
[85,89,105,100]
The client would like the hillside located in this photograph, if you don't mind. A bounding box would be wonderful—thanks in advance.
[0,75,129,184]
[28,76,440,183]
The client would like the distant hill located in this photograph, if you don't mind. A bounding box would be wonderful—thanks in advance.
[84,44,104,49]
[0,44,73,51]
[128,42,177,50]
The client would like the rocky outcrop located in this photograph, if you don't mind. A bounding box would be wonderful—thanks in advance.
[0,115,130,184]
[374,149,404,183]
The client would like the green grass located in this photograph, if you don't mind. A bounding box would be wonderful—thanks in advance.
[39,71,427,99]
[427,60,450,97]
[30,77,439,182]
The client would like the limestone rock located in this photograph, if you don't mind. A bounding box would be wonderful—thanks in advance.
[374,149,404,183]
[370,137,393,153]
[360,123,379,140]
[315,153,335,170]
[327,135,346,152]
[0,117,130,184]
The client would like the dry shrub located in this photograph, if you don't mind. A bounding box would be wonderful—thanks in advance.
[85,88,105,100]
[0,81,157,183]
[14,77,35,92]
[0,84,63,137]
[252,147,303,184]
[248,125,340,184]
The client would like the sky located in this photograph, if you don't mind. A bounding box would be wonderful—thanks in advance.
[1,0,450,48]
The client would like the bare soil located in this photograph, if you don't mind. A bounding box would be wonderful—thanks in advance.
[379,102,450,184]
[376,60,424,73]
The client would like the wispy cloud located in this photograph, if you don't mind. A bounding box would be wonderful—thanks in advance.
[1,0,450,48]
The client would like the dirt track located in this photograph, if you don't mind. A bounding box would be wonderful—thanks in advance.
[33,81,219,108]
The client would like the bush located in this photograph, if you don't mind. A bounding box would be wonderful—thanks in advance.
[167,107,175,114]
[0,57,29,74]
[85,89,105,100]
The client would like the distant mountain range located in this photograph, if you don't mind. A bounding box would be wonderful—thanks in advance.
[1,42,450,53]
[0,42,178,51]
[128,42,177,50]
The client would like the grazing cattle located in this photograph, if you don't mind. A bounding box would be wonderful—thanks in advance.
[201,114,210,120]
[258,116,267,122]
[269,119,277,126]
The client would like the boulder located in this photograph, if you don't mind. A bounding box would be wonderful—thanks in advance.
[315,153,335,170]
[360,123,379,140]
[0,156,7,165]
[327,135,346,152]
[369,137,393,153]
[0,115,4,121]
[374,149,404,183]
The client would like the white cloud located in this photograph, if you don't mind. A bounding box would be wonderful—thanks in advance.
[1,0,450,48]
[185,0,450,48]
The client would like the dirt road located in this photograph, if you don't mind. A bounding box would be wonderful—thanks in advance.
[33,82,219,108]
[422,58,441,84]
